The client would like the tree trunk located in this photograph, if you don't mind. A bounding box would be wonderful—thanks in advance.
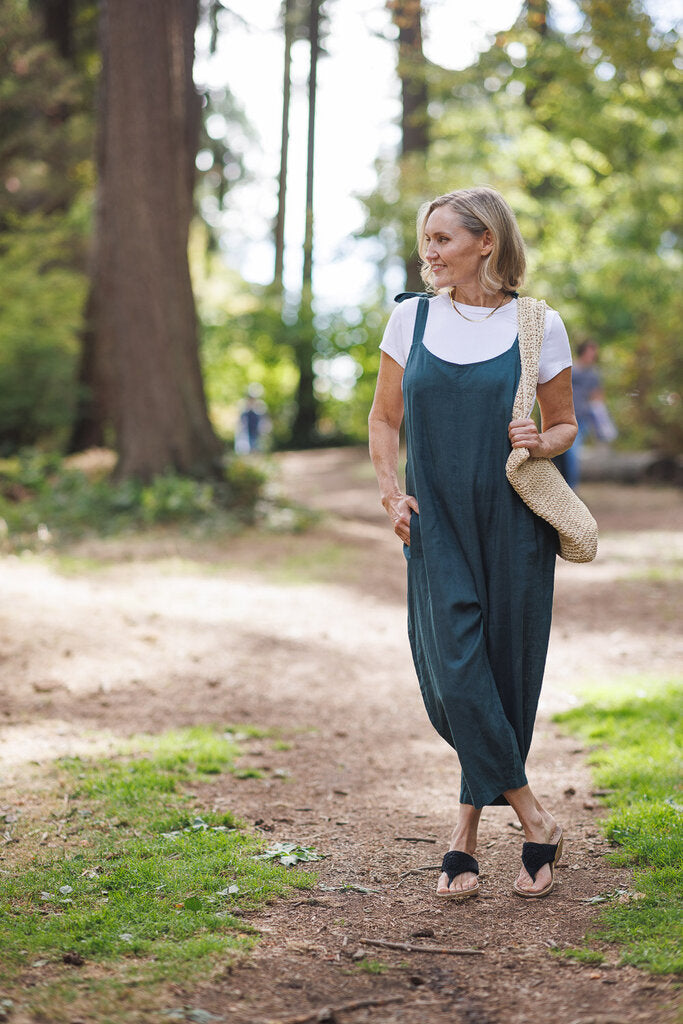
[525,0,548,36]
[94,0,222,480]
[388,0,429,292]
[290,0,320,448]
[273,0,295,292]
[67,288,108,451]
[31,0,73,61]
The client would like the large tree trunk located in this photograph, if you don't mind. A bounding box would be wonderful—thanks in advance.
[290,0,320,448]
[389,0,429,292]
[94,0,222,480]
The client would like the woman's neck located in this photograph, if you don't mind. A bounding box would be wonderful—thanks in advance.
[450,285,507,307]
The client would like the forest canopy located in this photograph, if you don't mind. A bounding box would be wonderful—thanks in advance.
[0,0,680,470]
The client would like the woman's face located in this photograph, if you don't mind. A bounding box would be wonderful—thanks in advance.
[423,207,493,291]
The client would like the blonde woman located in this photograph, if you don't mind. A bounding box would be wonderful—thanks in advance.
[369,187,577,899]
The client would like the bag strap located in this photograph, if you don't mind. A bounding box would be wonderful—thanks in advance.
[513,296,547,420]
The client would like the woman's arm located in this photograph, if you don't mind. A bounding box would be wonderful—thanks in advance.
[368,352,419,545]
[508,367,578,459]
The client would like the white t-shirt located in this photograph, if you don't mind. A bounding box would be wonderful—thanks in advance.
[379,294,572,385]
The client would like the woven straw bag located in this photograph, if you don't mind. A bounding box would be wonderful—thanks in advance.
[505,297,598,563]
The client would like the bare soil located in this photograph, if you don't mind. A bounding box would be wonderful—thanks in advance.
[1,447,681,1024]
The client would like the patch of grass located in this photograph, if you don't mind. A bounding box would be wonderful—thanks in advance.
[559,948,606,965]
[0,725,316,1021]
[265,540,358,585]
[554,678,683,974]
[356,958,389,974]
[622,566,682,583]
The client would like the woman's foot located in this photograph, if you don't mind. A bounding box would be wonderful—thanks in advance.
[513,813,563,895]
[436,824,479,896]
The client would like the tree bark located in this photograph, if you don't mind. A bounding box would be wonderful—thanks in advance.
[94,0,222,480]
[31,0,73,61]
[388,0,428,291]
[290,0,320,447]
[273,0,295,292]
[525,0,548,37]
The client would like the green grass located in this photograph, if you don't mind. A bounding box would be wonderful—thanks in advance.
[0,725,316,1021]
[355,958,389,974]
[554,677,683,974]
[560,948,606,966]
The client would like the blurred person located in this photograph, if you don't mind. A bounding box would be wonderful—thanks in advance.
[369,186,578,900]
[235,384,271,454]
[558,340,617,488]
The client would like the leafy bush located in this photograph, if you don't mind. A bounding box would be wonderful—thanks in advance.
[0,449,269,547]
[0,210,88,453]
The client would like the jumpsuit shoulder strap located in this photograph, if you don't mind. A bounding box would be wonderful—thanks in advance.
[393,292,431,348]
[394,291,432,303]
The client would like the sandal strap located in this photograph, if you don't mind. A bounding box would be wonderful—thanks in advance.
[441,850,479,884]
[521,841,558,882]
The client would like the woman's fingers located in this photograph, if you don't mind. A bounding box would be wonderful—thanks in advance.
[509,417,542,450]
[385,493,418,544]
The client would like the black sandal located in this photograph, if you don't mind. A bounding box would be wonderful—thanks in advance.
[437,850,480,900]
[512,832,564,898]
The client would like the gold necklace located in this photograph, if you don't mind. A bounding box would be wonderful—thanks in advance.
[449,288,509,322]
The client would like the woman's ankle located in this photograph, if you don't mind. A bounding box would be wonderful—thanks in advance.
[449,828,478,854]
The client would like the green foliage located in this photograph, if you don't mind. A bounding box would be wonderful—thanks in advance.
[0,449,268,548]
[0,0,94,452]
[554,678,683,974]
[0,208,89,451]
[0,0,94,225]
[194,250,388,447]
[0,725,314,1014]
[359,1,682,453]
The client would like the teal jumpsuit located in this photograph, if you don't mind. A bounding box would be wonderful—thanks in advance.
[400,295,558,808]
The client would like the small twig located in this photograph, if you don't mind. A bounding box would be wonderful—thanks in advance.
[394,836,437,844]
[360,937,484,956]
[398,865,441,879]
[265,994,404,1024]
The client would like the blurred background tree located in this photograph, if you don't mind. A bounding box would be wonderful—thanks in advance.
[358,0,682,455]
[0,0,680,482]
[0,0,94,453]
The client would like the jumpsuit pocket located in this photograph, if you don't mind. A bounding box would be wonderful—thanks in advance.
[404,510,423,560]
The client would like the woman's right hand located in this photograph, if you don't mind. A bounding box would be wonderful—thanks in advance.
[382,492,419,545]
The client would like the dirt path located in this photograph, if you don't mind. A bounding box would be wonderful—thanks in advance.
[1,448,681,1023]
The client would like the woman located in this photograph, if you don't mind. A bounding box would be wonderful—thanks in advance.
[368,186,577,899]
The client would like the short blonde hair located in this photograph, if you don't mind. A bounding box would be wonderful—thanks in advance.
[417,186,526,295]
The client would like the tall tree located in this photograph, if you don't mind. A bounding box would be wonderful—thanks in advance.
[289,0,320,446]
[91,0,222,480]
[273,0,296,292]
[388,0,429,290]
[288,0,326,447]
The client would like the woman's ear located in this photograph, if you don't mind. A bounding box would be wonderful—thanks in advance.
[480,229,494,256]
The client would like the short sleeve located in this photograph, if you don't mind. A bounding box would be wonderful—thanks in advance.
[538,309,572,384]
[379,298,418,368]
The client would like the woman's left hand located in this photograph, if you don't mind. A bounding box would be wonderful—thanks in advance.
[508,417,549,457]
